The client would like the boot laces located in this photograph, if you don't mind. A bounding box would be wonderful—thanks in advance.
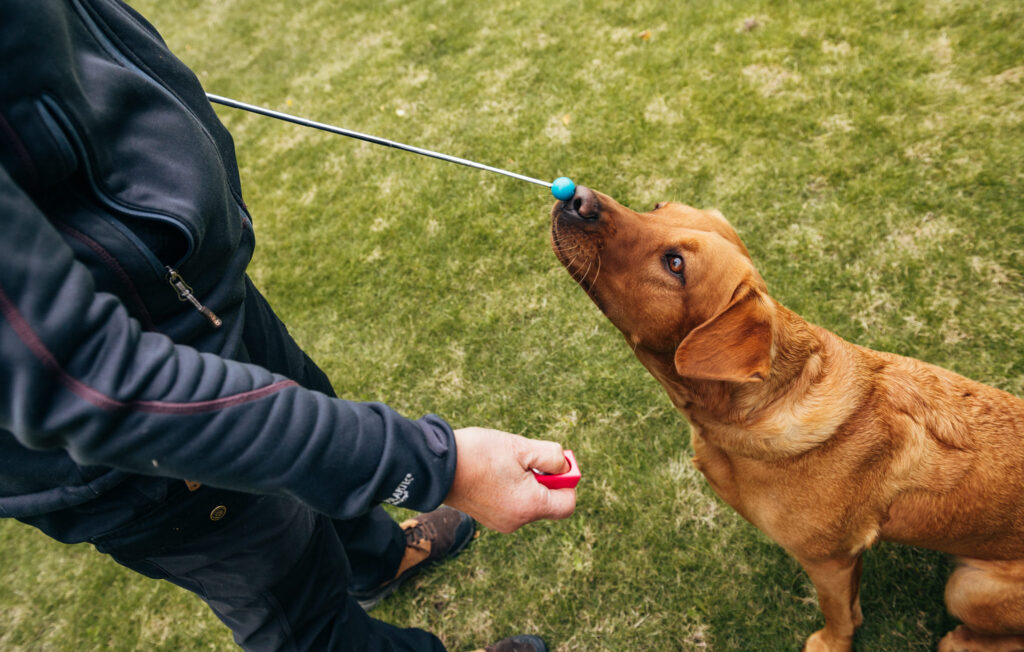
[404,520,437,551]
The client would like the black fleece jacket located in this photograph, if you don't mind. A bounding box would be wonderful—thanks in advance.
[0,0,457,523]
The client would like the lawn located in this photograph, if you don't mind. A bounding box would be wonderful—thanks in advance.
[1,0,1022,649]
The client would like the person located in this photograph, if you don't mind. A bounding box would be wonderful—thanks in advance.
[0,1,576,650]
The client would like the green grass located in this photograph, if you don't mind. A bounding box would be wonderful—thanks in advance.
[2,0,1022,649]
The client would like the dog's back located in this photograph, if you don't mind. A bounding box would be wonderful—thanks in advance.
[864,347,1024,558]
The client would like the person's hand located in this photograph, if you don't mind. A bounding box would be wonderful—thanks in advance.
[443,427,577,533]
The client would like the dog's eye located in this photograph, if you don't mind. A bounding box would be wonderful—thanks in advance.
[666,254,685,276]
[654,202,669,210]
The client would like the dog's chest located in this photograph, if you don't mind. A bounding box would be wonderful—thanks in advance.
[689,427,881,555]
[689,429,759,523]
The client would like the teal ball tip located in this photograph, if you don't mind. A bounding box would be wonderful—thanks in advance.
[551,177,575,201]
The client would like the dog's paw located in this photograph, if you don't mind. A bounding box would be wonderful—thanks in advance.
[938,625,1024,652]
[803,629,853,652]
[939,626,984,652]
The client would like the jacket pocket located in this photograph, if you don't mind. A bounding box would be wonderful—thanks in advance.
[39,94,193,274]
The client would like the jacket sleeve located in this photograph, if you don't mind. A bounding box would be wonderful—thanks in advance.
[0,167,457,519]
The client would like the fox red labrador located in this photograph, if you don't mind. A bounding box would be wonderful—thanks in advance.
[551,187,1024,652]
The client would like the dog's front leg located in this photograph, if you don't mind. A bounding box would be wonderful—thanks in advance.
[797,554,865,652]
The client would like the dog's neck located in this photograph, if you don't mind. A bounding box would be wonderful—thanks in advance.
[635,300,866,460]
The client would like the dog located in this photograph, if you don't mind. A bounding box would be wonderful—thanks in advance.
[551,186,1024,652]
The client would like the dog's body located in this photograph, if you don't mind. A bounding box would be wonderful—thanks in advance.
[551,188,1024,651]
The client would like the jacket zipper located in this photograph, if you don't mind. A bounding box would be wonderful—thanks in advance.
[166,267,222,328]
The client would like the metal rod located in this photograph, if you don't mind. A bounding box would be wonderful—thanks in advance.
[206,93,553,188]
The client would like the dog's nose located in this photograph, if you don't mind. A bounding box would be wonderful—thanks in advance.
[561,185,600,221]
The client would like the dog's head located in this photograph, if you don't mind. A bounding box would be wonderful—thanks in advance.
[551,186,773,384]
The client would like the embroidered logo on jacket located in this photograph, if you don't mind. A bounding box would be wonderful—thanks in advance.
[384,473,415,505]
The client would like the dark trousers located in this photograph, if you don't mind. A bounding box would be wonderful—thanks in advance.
[88,485,445,651]
[22,279,448,650]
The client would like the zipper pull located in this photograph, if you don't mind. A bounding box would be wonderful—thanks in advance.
[166,267,222,328]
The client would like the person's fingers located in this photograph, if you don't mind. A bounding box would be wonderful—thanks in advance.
[519,438,569,475]
[491,486,575,533]
[540,487,576,521]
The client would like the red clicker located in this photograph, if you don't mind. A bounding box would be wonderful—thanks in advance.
[532,450,581,489]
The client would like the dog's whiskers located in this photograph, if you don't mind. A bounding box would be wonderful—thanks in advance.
[566,254,589,290]
[552,221,597,294]
[590,254,603,291]
[554,235,583,257]
[577,256,595,290]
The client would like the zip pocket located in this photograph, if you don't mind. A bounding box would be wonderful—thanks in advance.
[42,96,223,329]
[39,95,195,275]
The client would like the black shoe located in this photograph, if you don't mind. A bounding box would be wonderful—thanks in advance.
[350,506,476,611]
[479,635,548,652]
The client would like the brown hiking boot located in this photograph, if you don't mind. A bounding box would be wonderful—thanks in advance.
[350,506,476,610]
[471,635,548,652]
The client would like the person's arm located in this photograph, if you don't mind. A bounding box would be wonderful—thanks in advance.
[0,166,454,519]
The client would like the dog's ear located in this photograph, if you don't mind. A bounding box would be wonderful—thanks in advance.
[674,285,772,383]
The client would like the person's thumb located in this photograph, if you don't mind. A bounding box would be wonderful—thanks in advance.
[521,438,570,475]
